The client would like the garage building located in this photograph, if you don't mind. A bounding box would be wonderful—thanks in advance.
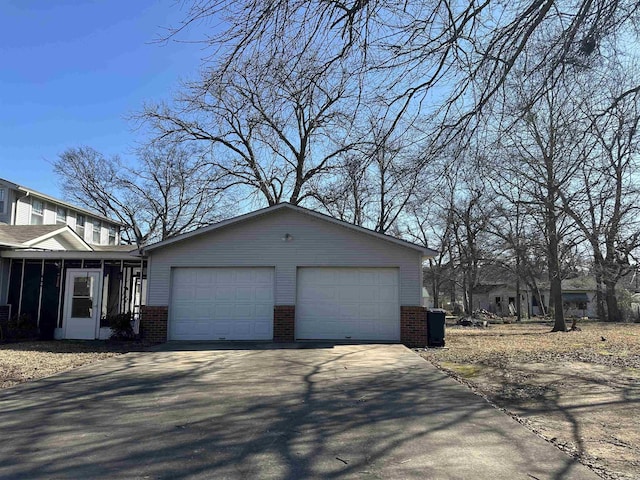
[142,203,434,346]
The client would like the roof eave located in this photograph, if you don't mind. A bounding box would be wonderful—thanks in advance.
[24,226,94,252]
[5,180,125,227]
[143,203,432,255]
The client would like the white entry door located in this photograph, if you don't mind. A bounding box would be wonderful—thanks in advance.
[63,269,102,340]
[296,267,400,341]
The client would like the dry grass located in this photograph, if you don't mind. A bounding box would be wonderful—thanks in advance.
[426,321,640,368]
[0,341,140,389]
[421,321,640,480]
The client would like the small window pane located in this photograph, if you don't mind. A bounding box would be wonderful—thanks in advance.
[56,206,66,224]
[73,276,92,296]
[31,200,44,224]
[0,188,5,213]
[71,277,93,318]
[93,221,101,243]
[108,224,116,245]
[32,199,44,214]
[71,298,93,318]
[76,214,85,227]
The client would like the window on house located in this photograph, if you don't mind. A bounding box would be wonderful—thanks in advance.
[31,199,44,225]
[93,220,101,243]
[76,214,85,238]
[56,206,67,224]
[108,225,116,245]
[0,188,6,214]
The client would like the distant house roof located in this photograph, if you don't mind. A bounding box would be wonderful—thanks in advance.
[143,202,437,256]
[0,177,124,226]
[0,225,92,251]
[473,284,507,294]
[561,276,597,291]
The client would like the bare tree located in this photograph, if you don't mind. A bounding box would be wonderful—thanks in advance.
[53,143,224,245]
[449,183,492,315]
[162,1,640,152]
[406,198,456,310]
[561,71,640,321]
[486,178,535,322]
[491,74,590,331]
[140,49,360,207]
[314,117,424,233]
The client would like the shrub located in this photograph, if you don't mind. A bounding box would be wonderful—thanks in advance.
[108,312,135,340]
[1,313,38,341]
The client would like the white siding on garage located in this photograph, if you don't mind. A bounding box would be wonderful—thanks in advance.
[146,208,423,307]
[170,267,274,340]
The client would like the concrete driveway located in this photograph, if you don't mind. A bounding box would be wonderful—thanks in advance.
[0,344,599,480]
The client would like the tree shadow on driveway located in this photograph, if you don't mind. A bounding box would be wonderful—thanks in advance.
[0,345,599,479]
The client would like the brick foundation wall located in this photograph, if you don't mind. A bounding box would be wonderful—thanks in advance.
[140,306,168,344]
[400,306,428,348]
[273,305,295,343]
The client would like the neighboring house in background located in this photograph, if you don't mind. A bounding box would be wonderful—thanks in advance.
[472,276,597,318]
[0,179,145,341]
[0,177,122,246]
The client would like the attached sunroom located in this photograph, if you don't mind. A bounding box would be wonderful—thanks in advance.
[0,248,147,340]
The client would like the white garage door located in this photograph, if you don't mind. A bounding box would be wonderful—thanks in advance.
[296,268,399,341]
[170,267,274,341]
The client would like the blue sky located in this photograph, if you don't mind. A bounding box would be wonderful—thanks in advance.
[0,1,208,197]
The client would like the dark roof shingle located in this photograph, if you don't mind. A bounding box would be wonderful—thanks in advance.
[0,225,63,245]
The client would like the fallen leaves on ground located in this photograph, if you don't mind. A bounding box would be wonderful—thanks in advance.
[0,341,140,389]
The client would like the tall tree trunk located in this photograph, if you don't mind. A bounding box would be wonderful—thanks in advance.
[604,280,621,322]
[467,272,474,315]
[527,278,546,316]
[594,270,607,321]
[516,275,522,322]
[450,278,456,309]
[462,276,470,315]
[547,207,566,331]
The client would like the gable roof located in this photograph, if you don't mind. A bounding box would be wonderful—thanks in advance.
[0,177,124,226]
[0,225,92,251]
[0,225,61,244]
[143,202,437,256]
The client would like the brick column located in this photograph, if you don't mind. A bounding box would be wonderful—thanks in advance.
[273,305,295,343]
[400,306,428,348]
[140,306,168,344]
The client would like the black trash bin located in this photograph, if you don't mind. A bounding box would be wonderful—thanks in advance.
[427,308,446,347]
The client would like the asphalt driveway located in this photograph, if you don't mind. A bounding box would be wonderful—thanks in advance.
[0,344,599,479]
